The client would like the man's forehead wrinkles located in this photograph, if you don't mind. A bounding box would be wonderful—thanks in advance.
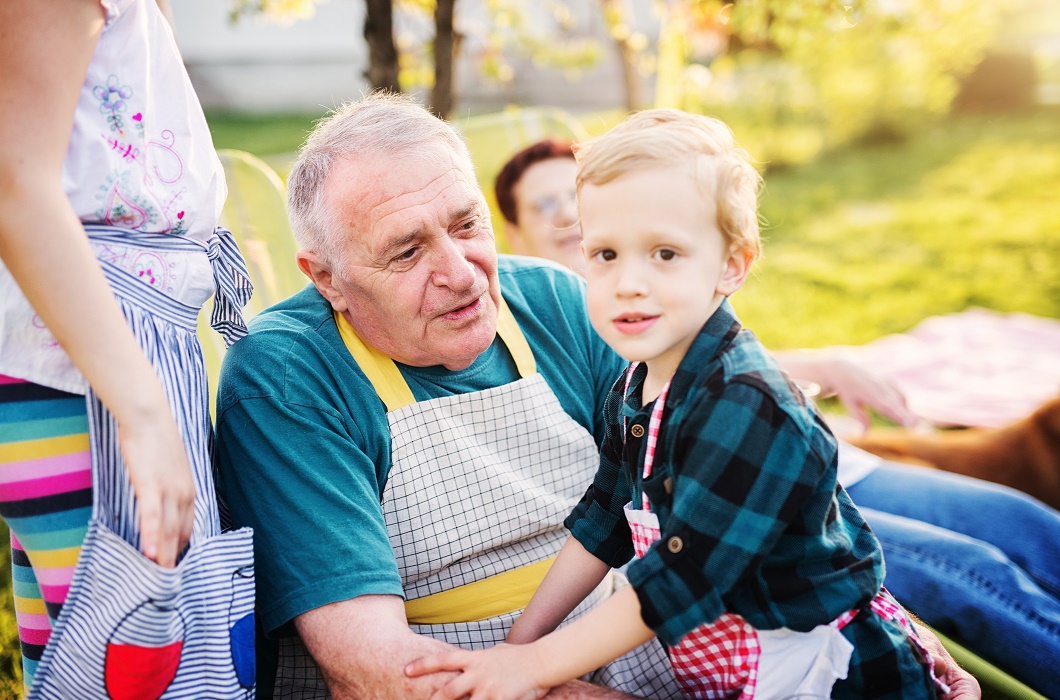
[362,162,461,209]
[369,179,478,241]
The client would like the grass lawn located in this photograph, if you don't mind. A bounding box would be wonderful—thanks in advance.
[737,106,1060,350]
[0,106,1056,696]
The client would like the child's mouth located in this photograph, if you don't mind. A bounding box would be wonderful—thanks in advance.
[614,314,658,335]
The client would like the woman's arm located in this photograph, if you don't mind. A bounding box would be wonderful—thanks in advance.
[0,1,195,567]
[507,536,611,644]
[773,349,917,430]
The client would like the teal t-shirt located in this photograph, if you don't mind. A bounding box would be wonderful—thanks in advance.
[215,255,623,636]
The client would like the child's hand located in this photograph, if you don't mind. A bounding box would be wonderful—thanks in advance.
[118,406,196,568]
[404,643,550,700]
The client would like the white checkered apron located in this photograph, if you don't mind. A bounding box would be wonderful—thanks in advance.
[274,331,682,698]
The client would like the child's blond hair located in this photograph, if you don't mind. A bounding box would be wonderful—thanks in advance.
[574,108,762,259]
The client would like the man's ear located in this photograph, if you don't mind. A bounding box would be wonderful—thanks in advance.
[717,246,754,297]
[297,250,349,313]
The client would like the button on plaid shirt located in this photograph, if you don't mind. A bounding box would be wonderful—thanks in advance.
[566,300,885,647]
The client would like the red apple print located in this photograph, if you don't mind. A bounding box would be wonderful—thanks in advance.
[177,211,184,220]
[132,113,143,122]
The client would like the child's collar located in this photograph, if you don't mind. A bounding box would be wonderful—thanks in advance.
[665,299,743,408]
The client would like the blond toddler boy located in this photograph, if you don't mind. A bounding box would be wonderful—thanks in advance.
[406,109,944,700]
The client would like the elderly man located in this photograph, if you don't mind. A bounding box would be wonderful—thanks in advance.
[215,93,979,699]
[215,93,674,699]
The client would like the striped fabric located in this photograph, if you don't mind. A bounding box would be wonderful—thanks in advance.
[0,225,258,700]
[0,377,92,690]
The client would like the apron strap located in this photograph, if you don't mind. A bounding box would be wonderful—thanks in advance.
[335,295,536,412]
[495,296,537,378]
[206,227,254,347]
[334,313,417,412]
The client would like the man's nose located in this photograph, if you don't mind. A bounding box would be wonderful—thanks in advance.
[432,236,476,290]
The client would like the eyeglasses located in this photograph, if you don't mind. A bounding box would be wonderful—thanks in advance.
[530,189,577,219]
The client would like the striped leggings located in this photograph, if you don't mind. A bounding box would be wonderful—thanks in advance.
[0,375,91,693]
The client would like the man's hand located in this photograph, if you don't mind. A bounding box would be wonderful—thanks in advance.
[912,622,981,700]
[296,595,640,700]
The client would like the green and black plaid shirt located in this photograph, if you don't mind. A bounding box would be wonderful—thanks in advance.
[566,300,885,646]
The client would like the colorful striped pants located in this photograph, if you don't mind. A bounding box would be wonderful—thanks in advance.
[0,376,91,691]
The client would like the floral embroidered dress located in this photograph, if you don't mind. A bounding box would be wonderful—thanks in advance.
[0,0,225,393]
[0,3,257,698]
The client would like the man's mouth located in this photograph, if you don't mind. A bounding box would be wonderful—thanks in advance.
[442,295,483,319]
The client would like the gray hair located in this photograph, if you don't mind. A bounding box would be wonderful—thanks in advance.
[287,91,476,266]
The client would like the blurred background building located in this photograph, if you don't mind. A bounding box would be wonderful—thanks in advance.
[171,0,658,114]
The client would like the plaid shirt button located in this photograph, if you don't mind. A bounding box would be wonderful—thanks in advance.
[630,424,645,438]
[667,536,684,553]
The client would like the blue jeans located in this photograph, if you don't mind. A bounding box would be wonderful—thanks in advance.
[846,462,1060,698]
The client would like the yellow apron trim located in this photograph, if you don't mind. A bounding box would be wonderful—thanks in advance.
[404,555,556,625]
[495,296,537,378]
[334,295,537,412]
[334,313,417,412]
[0,434,89,464]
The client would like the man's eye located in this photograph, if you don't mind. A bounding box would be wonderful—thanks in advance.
[394,247,418,262]
[454,218,479,236]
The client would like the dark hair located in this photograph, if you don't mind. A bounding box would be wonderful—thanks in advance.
[494,139,575,225]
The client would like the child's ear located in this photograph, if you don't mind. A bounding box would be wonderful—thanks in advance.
[716,246,754,297]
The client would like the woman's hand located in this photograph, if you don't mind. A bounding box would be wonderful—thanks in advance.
[820,357,917,431]
[405,644,550,700]
[774,351,918,431]
[118,397,196,568]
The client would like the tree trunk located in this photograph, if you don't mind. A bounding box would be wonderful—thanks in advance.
[430,0,458,119]
[614,32,640,112]
[599,0,641,112]
[363,0,400,93]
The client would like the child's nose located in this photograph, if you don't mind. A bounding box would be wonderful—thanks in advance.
[614,261,648,297]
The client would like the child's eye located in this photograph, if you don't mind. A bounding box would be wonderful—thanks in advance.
[654,248,677,261]
[593,249,616,262]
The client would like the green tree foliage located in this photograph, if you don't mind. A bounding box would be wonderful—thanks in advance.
[660,0,999,165]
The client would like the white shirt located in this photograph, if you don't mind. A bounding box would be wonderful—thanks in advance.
[0,0,225,393]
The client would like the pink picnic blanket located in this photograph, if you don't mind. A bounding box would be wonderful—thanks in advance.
[836,308,1060,429]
